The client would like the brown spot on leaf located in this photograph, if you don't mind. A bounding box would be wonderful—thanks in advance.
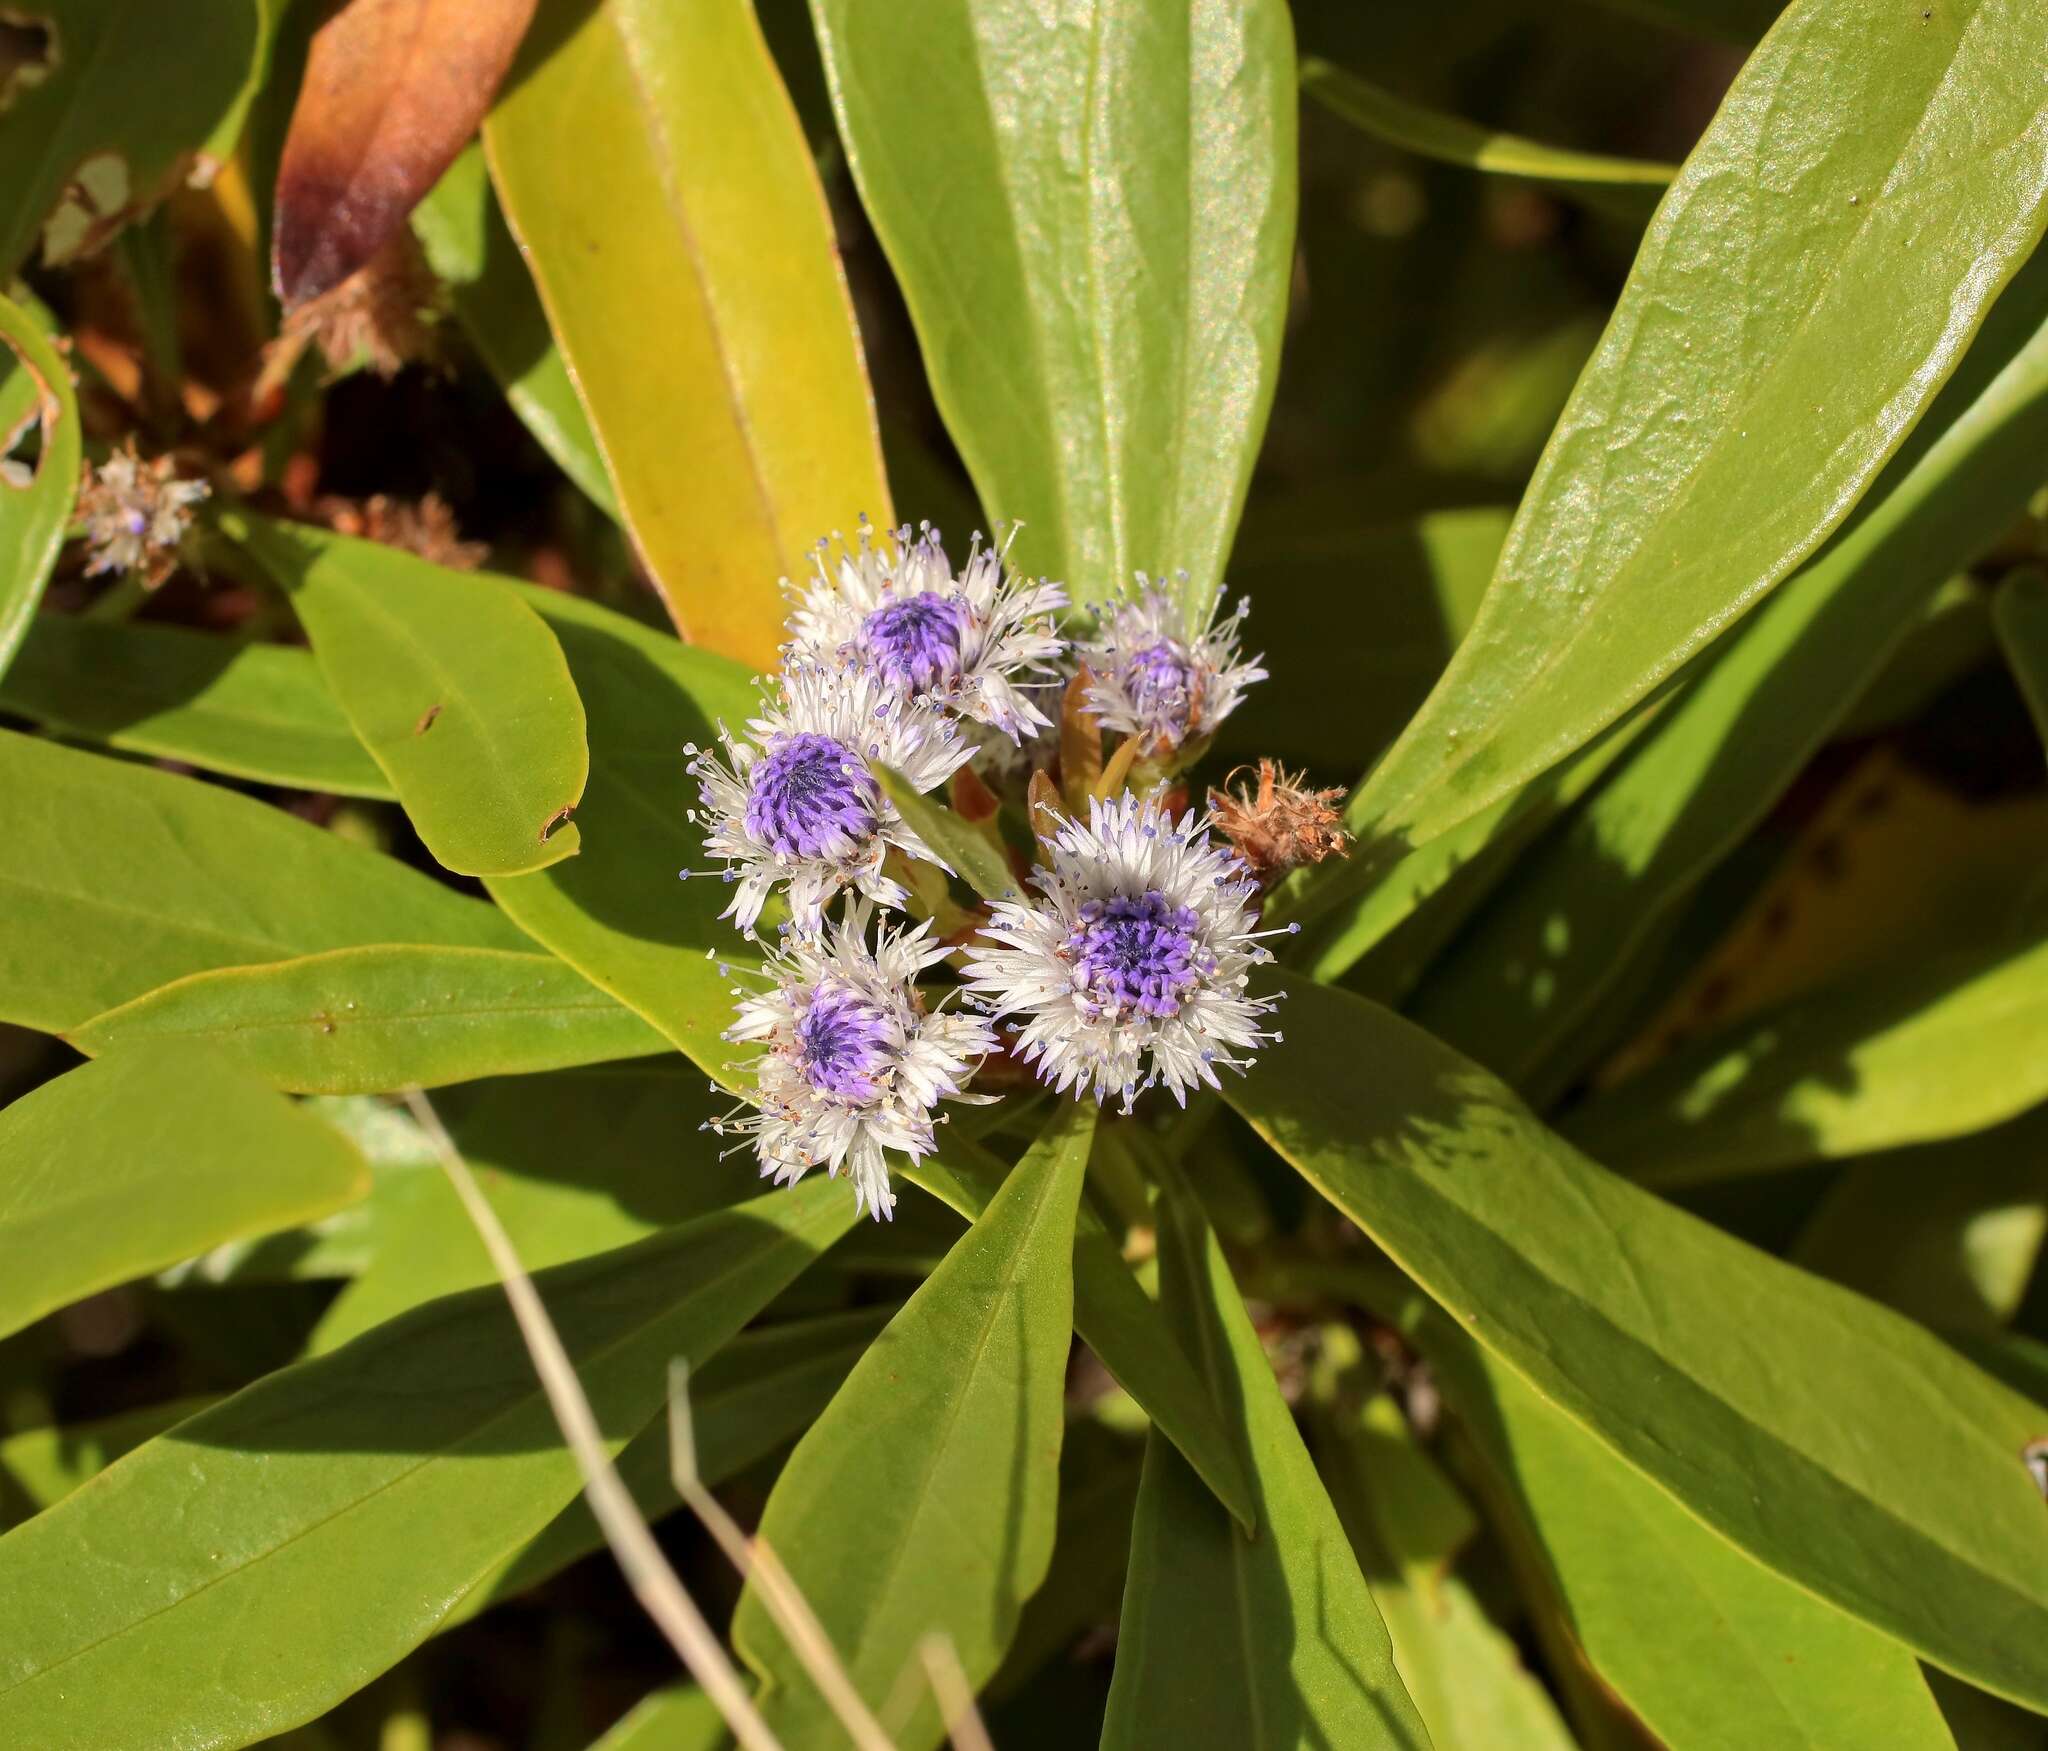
[541,803,574,842]
[414,703,442,735]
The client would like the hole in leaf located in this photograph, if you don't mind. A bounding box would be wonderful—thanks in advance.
[0,333,55,492]
[0,11,53,113]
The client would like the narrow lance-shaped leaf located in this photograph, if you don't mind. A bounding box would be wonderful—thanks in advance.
[1227,974,2048,1712]
[0,1043,368,1344]
[1993,566,2048,755]
[1101,1164,1427,1749]
[1350,0,2048,855]
[68,945,671,1095]
[225,512,589,879]
[485,0,890,668]
[0,614,393,798]
[0,1181,857,1751]
[733,1102,1095,1749]
[0,728,528,1034]
[273,0,538,305]
[0,290,81,680]
[808,0,1297,600]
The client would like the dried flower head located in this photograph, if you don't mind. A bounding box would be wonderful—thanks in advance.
[962,792,1291,1110]
[686,662,974,937]
[708,902,997,1219]
[316,492,488,570]
[75,441,208,587]
[1081,570,1265,756]
[274,230,442,384]
[786,520,1069,742]
[1208,760,1352,883]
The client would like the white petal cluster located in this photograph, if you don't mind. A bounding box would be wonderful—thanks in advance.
[786,520,1068,741]
[710,904,996,1220]
[1081,570,1266,754]
[962,793,1287,1110]
[685,663,972,937]
[77,445,209,584]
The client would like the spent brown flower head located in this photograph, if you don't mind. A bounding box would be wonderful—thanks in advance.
[315,491,488,571]
[262,231,442,397]
[1208,759,1351,884]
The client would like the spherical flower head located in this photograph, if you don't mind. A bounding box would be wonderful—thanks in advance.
[713,903,997,1219]
[785,519,1069,742]
[962,793,1288,1110]
[686,664,973,937]
[1080,570,1266,755]
[76,442,209,587]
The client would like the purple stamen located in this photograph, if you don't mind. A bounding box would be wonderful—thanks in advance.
[795,981,895,1101]
[744,731,879,860]
[861,591,969,692]
[1123,638,1198,737]
[1067,890,1202,1022]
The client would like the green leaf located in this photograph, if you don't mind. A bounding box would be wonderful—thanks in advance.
[485,0,890,670]
[1349,0,2048,853]
[733,1103,1094,1748]
[1409,249,2048,1091]
[223,512,590,879]
[0,1042,368,1343]
[410,144,617,518]
[69,945,669,1094]
[809,0,1297,599]
[0,728,527,1033]
[0,292,80,679]
[0,0,272,274]
[0,614,393,797]
[1793,1109,2048,1334]
[1301,58,1674,195]
[1341,1272,1955,1751]
[1566,933,2048,1187]
[1227,974,2048,1711]
[1100,1167,1426,1749]
[909,1132,1259,1535]
[1993,565,2048,754]
[588,1687,727,1751]
[483,586,763,1077]
[1,1397,214,1528]
[0,1181,855,1750]
[878,771,1020,904]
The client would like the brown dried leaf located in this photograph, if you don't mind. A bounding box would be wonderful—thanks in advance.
[273,0,538,308]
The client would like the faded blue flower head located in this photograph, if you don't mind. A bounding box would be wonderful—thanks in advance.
[1081,571,1265,755]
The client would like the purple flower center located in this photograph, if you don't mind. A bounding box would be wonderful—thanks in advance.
[1068,890,1202,1021]
[1123,638,1198,739]
[796,982,896,1101]
[862,591,969,692]
[121,509,149,536]
[744,732,879,860]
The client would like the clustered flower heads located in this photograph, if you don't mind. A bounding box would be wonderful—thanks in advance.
[689,522,1318,1218]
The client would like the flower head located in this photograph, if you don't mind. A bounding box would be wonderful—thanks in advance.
[710,903,996,1219]
[1208,760,1352,884]
[686,663,972,936]
[1081,571,1265,755]
[76,442,209,587]
[962,793,1290,1109]
[786,520,1068,742]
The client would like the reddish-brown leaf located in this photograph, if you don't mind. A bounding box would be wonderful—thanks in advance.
[273,0,537,308]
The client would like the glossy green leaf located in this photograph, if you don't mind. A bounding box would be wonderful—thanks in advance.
[1100,1167,1426,1749]
[1350,0,2048,854]
[410,144,617,517]
[1794,1110,2048,1334]
[1341,1271,1955,1751]
[910,1131,1258,1534]
[809,0,1297,599]
[1228,974,2048,1710]
[0,0,270,274]
[310,1065,746,1353]
[588,1687,727,1751]
[1302,59,1674,193]
[1567,933,2048,1187]
[879,771,1020,904]
[1311,1383,1576,1751]
[0,728,527,1033]
[0,293,80,679]
[733,1103,1094,1748]
[224,513,589,878]
[486,0,890,669]
[69,945,668,1094]
[0,1182,854,1750]
[457,1306,894,1625]
[483,586,761,1076]
[0,1397,213,1529]
[1410,251,2048,1089]
[0,614,393,797]
[0,1043,367,1343]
